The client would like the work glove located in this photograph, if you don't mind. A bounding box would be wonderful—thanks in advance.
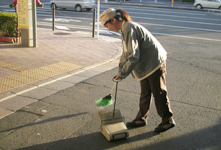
[37,3,44,8]
[9,3,15,8]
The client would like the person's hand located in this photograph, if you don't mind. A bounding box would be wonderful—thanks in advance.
[113,75,122,81]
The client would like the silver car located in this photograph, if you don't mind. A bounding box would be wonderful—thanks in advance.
[50,0,95,12]
[194,0,221,9]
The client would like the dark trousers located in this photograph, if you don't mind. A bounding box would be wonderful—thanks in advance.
[135,62,173,124]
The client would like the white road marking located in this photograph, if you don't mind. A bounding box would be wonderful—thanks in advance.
[39,18,221,33]
[0,5,11,8]
[153,32,221,42]
[125,11,220,21]
[38,21,221,42]
[38,22,90,30]
[132,16,221,26]
[55,26,70,30]
[99,30,121,36]
[44,18,81,22]
[37,12,221,27]
[101,5,207,16]
[138,22,221,33]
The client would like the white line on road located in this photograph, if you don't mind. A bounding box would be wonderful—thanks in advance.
[36,12,221,31]
[138,22,221,33]
[38,22,91,30]
[101,5,207,16]
[126,11,220,22]
[131,16,221,26]
[55,26,70,30]
[38,21,221,42]
[43,18,81,22]
[0,5,10,8]
[37,14,93,20]
[37,12,221,27]
[37,10,93,15]
[152,32,221,42]
[38,16,221,33]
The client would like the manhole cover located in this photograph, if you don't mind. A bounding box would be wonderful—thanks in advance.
[53,32,71,35]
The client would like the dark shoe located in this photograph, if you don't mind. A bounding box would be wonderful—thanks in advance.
[154,119,176,132]
[126,119,147,128]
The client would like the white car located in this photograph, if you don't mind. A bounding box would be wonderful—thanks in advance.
[50,0,95,12]
[194,0,221,9]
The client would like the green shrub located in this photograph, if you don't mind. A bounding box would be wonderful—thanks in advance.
[0,11,17,37]
[182,0,194,3]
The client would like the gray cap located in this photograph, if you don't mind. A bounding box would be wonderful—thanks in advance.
[100,8,117,26]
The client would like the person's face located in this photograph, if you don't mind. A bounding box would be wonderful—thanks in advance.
[104,18,119,33]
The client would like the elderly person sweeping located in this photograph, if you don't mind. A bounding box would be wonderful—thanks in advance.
[100,8,175,132]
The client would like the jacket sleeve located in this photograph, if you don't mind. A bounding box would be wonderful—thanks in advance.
[118,29,140,79]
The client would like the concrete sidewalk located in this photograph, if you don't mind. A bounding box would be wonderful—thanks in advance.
[0,28,121,119]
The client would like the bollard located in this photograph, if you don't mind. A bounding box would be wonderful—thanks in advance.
[52,4,55,31]
[92,8,96,38]
[15,6,19,43]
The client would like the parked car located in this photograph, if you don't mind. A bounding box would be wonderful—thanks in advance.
[50,0,95,12]
[194,0,221,9]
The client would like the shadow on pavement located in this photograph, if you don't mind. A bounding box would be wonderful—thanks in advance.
[0,112,88,133]
[0,42,24,49]
[14,130,158,150]
[15,119,221,150]
[132,123,221,150]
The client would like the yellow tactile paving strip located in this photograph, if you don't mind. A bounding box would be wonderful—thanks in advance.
[0,62,82,93]
[0,61,29,72]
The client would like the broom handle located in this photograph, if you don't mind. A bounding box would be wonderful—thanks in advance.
[109,82,117,94]
[113,81,118,118]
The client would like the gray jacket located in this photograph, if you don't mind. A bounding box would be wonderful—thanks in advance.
[118,21,167,81]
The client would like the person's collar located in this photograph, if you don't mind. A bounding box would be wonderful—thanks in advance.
[121,21,125,31]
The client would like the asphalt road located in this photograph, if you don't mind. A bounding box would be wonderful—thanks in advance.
[1,0,221,41]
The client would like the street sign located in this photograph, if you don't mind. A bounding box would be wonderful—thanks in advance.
[17,0,37,47]
[17,0,29,28]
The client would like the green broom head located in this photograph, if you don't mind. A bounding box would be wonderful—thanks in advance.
[96,94,114,106]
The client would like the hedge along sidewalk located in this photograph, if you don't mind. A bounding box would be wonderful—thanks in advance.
[0,11,19,43]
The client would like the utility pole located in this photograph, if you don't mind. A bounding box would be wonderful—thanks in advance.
[32,0,37,47]
[97,0,100,39]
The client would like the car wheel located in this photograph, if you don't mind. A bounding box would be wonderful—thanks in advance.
[51,3,57,9]
[219,6,221,10]
[75,5,82,12]
[86,8,92,11]
[196,4,202,9]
